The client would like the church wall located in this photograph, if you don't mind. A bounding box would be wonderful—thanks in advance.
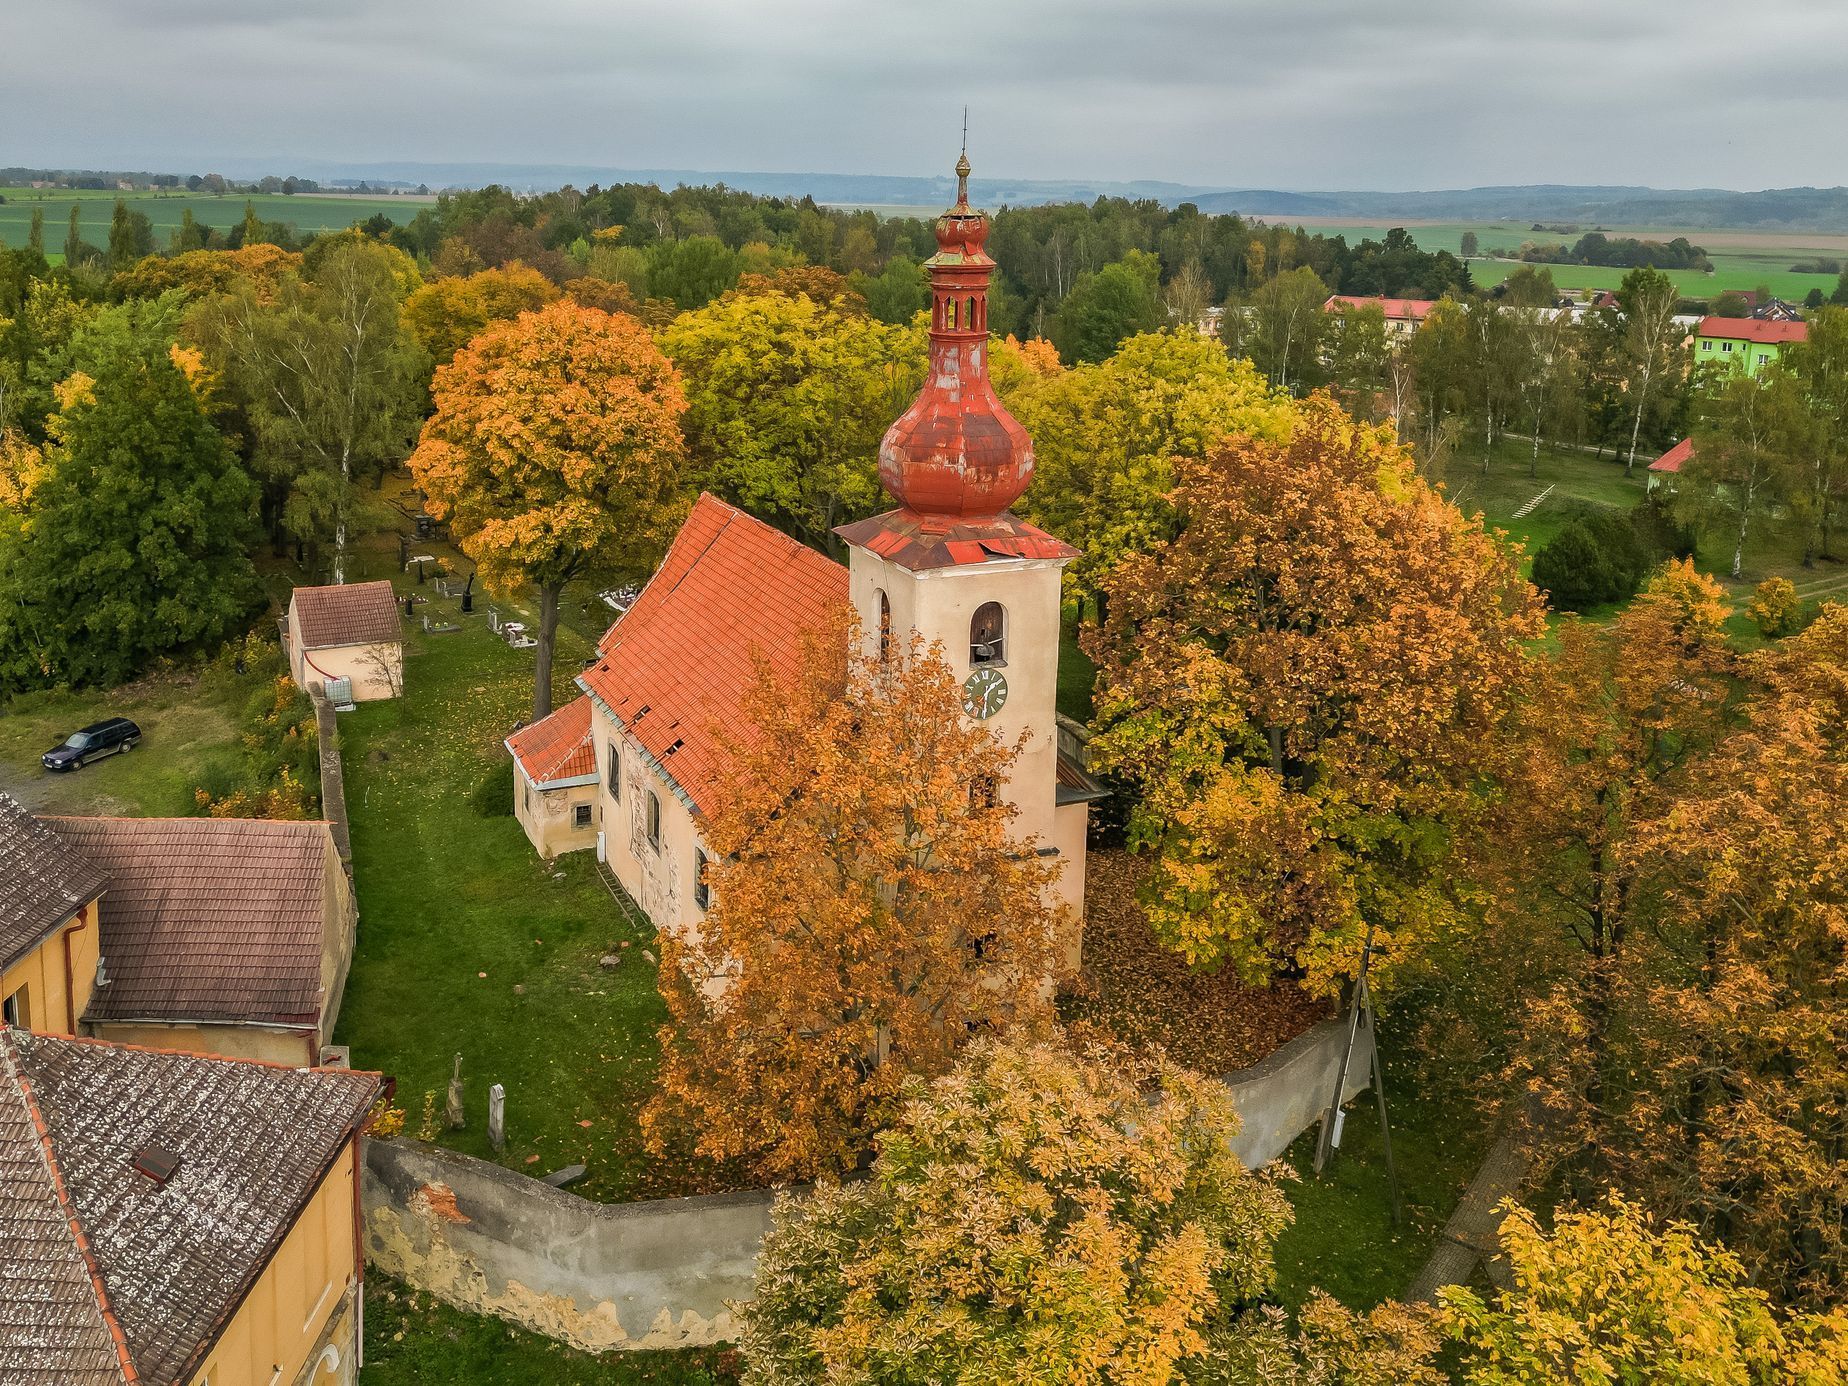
[587,708,710,941]
[513,772,601,861]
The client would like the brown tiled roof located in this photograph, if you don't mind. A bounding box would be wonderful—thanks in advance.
[506,696,596,786]
[0,1039,127,1384]
[835,505,1079,573]
[47,818,335,1030]
[290,579,402,650]
[0,1029,378,1386]
[0,793,109,972]
[579,494,848,815]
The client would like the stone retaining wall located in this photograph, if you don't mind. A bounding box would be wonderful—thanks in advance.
[363,1015,1374,1353]
[309,685,353,869]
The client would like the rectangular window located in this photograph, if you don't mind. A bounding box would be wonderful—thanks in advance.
[646,790,661,849]
[574,803,593,829]
[694,850,711,911]
[607,743,621,798]
[1722,340,1733,352]
[2,987,27,1029]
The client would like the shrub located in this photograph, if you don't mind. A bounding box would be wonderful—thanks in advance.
[1631,492,1698,564]
[1531,505,1649,611]
[1749,576,1804,638]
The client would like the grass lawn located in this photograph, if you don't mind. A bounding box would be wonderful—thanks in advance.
[0,668,248,816]
[331,592,697,1202]
[362,1277,737,1385]
[1442,437,1647,574]
[1270,1030,1490,1311]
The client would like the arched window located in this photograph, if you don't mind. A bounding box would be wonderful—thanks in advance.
[877,589,892,660]
[970,602,1006,665]
[966,295,977,331]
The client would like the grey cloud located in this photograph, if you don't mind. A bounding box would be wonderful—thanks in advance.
[2,0,1844,189]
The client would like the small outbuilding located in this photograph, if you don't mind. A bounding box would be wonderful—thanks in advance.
[286,579,404,701]
[1648,437,1693,494]
[507,696,601,859]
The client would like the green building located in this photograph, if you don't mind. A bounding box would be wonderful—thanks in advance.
[1694,316,1807,376]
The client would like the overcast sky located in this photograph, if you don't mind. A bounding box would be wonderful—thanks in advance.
[6,0,1845,191]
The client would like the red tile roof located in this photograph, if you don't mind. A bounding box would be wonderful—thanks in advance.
[1696,316,1808,346]
[289,580,402,650]
[1650,438,1694,474]
[579,494,848,816]
[506,696,596,786]
[1323,295,1437,321]
[833,507,1079,573]
[0,1029,377,1386]
[47,818,338,1030]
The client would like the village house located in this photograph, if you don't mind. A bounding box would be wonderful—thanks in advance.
[1694,315,1808,376]
[506,695,601,859]
[569,154,1103,970]
[0,1028,379,1385]
[1,794,109,1035]
[1322,294,1437,338]
[0,796,357,1067]
[285,580,404,703]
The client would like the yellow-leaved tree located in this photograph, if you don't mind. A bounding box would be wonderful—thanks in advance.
[1086,396,1544,994]
[409,300,687,719]
[399,262,560,368]
[1000,329,1297,612]
[741,1034,1295,1386]
[643,618,1061,1181]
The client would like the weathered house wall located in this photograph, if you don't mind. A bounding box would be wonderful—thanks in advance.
[364,1017,1374,1354]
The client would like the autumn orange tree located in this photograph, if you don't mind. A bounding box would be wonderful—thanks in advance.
[643,619,1060,1180]
[1086,397,1544,994]
[399,262,559,367]
[741,1034,1294,1385]
[409,300,687,718]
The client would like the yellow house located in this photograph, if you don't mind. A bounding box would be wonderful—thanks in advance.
[286,580,404,703]
[48,816,357,1067]
[1,792,109,1036]
[506,696,601,860]
[0,1028,380,1385]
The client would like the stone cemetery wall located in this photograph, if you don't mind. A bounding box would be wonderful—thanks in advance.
[363,1016,1373,1354]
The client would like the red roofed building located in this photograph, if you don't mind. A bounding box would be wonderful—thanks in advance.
[566,153,1098,959]
[1648,437,1693,493]
[506,696,601,860]
[1322,294,1438,337]
[1695,316,1808,377]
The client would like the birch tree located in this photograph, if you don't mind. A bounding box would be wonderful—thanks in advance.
[1615,267,1684,476]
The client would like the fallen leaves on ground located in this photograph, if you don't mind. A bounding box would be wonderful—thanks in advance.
[1062,848,1324,1074]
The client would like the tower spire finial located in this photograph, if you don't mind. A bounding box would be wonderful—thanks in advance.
[956,108,971,204]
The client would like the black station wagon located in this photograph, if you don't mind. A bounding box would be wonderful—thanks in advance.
[42,718,141,772]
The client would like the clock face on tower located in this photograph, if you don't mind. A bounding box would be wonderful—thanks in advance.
[962,667,1008,720]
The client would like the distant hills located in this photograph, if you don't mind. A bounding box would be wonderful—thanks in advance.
[72,157,1848,231]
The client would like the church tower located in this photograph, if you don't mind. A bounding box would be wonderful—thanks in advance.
[835,151,1097,956]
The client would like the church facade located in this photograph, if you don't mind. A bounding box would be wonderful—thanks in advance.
[565,155,1101,964]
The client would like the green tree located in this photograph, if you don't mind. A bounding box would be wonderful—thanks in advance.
[1685,365,1810,578]
[192,240,423,577]
[741,1034,1293,1385]
[0,301,259,692]
[1244,265,1328,391]
[1785,305,1848,564]
[1324,300,1391,421]
[1529,506,1647,611]
[1615,267,1685,475]
[856,254,928,324]
[1498,264,1556,308]
[1832,266,1848,306]
[659,285,922,550]
[643,234,740,310]
[26,208,43,256]
[105,199,154,268]
[61,205,83,266]
[1051,250,1166,364]
[1459,229,1479,259]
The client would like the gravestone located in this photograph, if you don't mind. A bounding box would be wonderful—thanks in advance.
[488,1083,506,1153]
[445,1054,465,1129]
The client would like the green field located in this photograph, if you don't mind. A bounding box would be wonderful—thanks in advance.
[0,186,426,250]
[1294,218,1848,302]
